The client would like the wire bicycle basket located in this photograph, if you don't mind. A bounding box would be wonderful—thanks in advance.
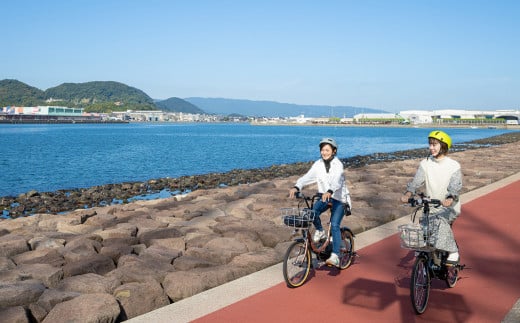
[398,216,440,251]
[281,208,316,228]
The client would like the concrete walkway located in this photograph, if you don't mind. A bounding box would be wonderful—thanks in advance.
[127,172,520,323]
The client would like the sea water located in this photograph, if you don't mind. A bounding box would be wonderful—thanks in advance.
[0,123,513,197]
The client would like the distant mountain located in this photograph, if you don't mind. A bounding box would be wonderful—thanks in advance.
[44,81,156,111]
[155,97,205,114]
[0,79,158,112]
[0,79,46,107]
[184,97,388,118]
[1,79,389,116]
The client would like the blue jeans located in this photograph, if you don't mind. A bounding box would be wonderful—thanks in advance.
[313,198,345,255]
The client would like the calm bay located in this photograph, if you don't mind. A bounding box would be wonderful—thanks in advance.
[0,123,514,197]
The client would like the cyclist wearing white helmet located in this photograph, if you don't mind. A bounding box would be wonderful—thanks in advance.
[289,137,352,267]
[401,130,463,264]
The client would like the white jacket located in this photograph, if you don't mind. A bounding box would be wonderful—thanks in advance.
[294,157,352,205]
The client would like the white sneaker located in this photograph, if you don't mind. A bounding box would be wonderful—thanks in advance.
[447,252,459,264]
[326,252,340,267]
[313,230,326,242]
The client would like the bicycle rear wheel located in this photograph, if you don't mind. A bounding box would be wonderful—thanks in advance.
[410,256,430,314]
[283,241,311,288]
[339,229,355,269]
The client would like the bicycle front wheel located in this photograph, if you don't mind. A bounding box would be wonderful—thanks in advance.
[339,229,355,269]
[283,241,311,288]
[410,256,430,314]
[445,265,459,288]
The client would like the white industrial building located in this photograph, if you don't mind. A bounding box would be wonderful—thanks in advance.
[354,109,519,125]
[2,106,84,116]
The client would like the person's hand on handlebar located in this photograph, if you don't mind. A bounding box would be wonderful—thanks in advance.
[289,187,299,198]
[401,191,412,203]
[442,197,454,207]
[321,191,332,202]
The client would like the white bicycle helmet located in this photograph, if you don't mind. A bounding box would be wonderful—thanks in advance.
[319,138,338,150]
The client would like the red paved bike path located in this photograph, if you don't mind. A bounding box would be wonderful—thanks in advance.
[193,180,520,323]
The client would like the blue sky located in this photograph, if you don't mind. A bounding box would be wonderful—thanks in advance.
[2,0,519,112]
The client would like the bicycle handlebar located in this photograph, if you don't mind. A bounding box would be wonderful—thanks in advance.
[406,193,442,208]
[294,192,322,209]
[294,191,320,200]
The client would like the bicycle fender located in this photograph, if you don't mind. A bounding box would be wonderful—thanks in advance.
[341,227,355,237]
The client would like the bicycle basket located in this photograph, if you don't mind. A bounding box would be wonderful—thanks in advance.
[281,208,316,228]
[398,217,440,251]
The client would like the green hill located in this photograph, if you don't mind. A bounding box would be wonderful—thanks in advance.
[0,79,208,114]
[155,97,206,114]
[0,79,46,107]
[44,81,157,112]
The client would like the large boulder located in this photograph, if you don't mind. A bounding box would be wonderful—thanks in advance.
[162,265,249,302]
[56,273,120,294]
[56,222,100,235]
[28,236,66,250]
[35,289,81,313]
[172,255,216,271]
[0,280,46,308]
[149,237,185,251]
[15,264,64,288]
[0,306,29,323]
[42,293,120,323]
[105,254,175,284]
[140,244,182,263]
[94,223,137,240]
[0,257,16,271]
[27,303,47,323]
[61,236,102,262]
[0,235,29,257]
[99,244,134,264]
[37,215,80,231]
[11,248,65,267]
[137,227,183,246]
[229,248,281,272]
[113,280,170,320]
[61,253,115,277]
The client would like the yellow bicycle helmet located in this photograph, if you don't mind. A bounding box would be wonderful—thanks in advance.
[428,130,452,149]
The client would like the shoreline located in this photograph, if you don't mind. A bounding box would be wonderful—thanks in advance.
[250,121,520,130]
[1,131,519,219]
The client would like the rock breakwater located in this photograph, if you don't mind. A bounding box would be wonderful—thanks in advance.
[2,132,520,219]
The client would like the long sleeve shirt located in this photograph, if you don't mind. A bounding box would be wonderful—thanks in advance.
[295,157,352,205]
[406,156,463,215]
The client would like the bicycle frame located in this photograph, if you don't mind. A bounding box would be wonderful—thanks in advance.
[282,192,355,288]
[291,192,340,253]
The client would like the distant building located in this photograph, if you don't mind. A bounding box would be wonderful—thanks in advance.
[353,113,404,124]
[1,106,83,116]
[287,114,312,124]
[0,105,106,123]
[398,109,519,125]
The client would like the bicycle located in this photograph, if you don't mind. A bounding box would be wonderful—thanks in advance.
[398,193,465,314]
[281,192,355,288]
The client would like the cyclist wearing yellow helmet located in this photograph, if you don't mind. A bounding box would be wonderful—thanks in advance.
[401,130,463,264]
